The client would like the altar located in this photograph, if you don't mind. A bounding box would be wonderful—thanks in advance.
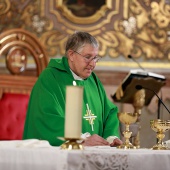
[0,140,170,170]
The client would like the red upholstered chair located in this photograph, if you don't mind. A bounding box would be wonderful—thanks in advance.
[0,28,48,140]
[0,93,29,140]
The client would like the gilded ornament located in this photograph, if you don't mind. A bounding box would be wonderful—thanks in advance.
[0,0,10,15]
[0,0,169,68]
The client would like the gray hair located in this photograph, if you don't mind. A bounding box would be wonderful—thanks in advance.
[65,31,99,56]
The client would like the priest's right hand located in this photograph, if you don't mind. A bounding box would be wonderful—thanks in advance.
[82,134,109,146]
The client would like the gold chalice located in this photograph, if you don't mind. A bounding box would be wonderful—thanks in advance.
[117,112,138,149]
[150,119,170,150]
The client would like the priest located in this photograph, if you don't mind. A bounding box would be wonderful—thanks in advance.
[23,31,122,147]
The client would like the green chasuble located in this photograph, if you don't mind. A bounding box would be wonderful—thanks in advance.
[23,57,120,146]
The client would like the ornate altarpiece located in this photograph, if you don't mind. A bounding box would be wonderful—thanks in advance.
[0,0,170,70]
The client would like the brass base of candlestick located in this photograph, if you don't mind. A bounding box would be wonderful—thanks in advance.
[58,137,84,150]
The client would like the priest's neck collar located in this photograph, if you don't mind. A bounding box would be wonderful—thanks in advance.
[70,69,83,80]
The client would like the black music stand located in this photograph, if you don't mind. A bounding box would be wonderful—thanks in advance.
[112,69,166,106]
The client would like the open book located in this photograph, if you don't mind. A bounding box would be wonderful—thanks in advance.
[112,69,166,106]
[125,69,165,80]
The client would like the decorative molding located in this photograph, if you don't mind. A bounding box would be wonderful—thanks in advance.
[0,0,10,15]
[0,0,169,70]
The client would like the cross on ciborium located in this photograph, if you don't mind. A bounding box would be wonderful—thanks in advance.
[150,119,170,150]
[117,112,138,149]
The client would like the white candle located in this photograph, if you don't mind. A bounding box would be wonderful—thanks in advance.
[65,86,83,139]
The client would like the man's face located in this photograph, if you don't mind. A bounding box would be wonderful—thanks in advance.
[68,44,99,79]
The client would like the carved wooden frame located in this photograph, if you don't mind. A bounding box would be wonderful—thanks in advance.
[0,28,49,98]
[0,28,48,76]
[0,75,37,99]
[56,0,112,24]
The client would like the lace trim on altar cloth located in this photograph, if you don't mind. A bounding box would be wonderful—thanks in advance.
[67,150,131,170]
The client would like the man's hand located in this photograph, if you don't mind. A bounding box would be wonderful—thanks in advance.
[82,134,109,146]
[110,138,123,147]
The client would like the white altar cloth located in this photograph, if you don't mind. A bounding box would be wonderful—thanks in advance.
[0,140,170,170]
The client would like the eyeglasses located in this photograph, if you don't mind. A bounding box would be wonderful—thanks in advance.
[73,50,101,63]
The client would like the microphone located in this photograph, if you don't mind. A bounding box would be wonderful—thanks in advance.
[135,85,170,116]
[128,55,146,71]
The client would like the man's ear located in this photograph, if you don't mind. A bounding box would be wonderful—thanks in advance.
[67,50,74,61]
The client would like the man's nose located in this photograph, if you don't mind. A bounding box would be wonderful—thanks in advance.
[88,58,96,66]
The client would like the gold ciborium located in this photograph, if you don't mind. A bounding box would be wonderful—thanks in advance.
[117,112,138,149]
[150,119,170,150]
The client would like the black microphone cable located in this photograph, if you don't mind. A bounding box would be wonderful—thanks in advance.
[157,89,163,119]
[136,85,170,114]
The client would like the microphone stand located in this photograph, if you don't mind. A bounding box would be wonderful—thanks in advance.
[157,90,162,119]
[135,86,169,146]
[128,55,146,71]
[136,85,170,115]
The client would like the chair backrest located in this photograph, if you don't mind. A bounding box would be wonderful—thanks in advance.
[0,28,48,140]
[0,93,29,140]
